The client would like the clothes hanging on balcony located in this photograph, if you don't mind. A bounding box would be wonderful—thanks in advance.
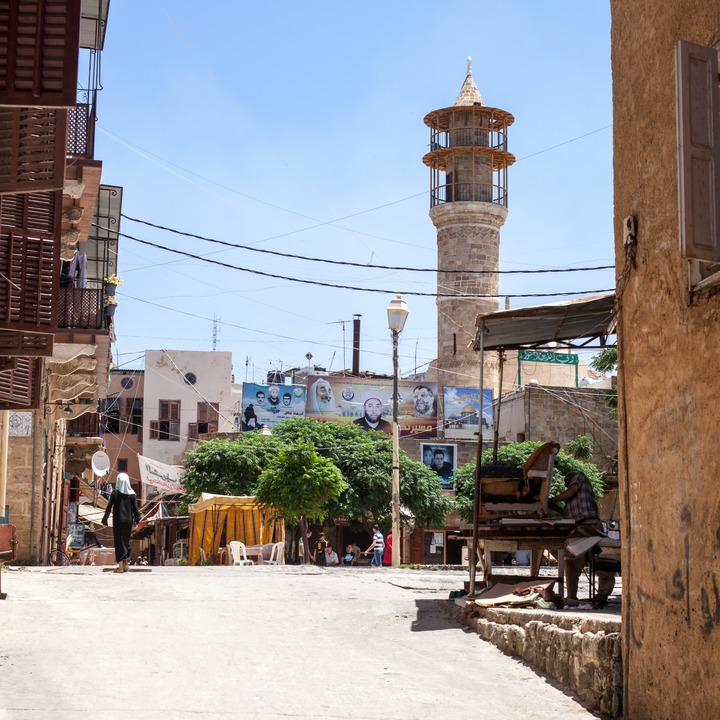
[66,251,88,288]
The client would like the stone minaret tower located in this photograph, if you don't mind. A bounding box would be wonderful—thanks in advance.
[423,58,515,398]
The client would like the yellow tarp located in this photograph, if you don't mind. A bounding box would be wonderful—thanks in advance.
[187,493,284,565]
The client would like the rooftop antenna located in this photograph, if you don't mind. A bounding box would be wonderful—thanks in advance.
[327,319,350,371]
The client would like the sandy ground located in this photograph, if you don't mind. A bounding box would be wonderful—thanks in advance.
[0,564,605,720]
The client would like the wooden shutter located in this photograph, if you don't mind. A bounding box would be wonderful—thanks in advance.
[0,356,42,409]
[149,420,159,440]
[0,329,53,356]
[188,422,198,440]
[676,40,720,262]
[0,0,82,107]
[0,107,67,194]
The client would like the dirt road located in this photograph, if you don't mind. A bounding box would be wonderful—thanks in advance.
[0,565,600,719]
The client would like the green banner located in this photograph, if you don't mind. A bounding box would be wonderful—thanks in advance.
[518,349,578,365]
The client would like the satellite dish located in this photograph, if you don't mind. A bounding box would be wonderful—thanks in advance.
[91,451,111,477]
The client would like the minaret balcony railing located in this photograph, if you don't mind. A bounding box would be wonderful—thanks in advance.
[430,181,507,208]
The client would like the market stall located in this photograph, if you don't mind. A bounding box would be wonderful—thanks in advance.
[187,494,284,565]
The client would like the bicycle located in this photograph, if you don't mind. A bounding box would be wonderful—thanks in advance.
[48,537,80,566]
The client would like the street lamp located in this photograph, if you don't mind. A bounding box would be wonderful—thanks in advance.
[386,294,409,567]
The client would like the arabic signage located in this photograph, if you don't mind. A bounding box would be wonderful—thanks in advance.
[138,455,185,495]
[518,349,579,365]
[305,376,438,438]
[443,386,494,440]
[240,382,307,431]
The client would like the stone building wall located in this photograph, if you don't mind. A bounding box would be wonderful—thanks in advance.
[4,411,44,562]
[610,1,720,717]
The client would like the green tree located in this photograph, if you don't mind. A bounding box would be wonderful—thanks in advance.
[254,441,346,552]
[181,433,278,504]
[563,435,593,462]
[452,441,605,523]
[272,417,451,531]
[590,347,618,419]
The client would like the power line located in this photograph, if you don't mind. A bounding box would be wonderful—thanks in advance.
[121,214,613,276]
[117,229,614,299]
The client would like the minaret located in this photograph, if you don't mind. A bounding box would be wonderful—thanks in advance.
[423,58,515,398]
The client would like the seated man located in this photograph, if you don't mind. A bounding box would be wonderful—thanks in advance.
[325,544,340,566]
[549,471,615,604]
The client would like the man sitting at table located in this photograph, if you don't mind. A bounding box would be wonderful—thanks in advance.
[549,471,615,605]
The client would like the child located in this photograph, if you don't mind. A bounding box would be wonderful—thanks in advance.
[343,544,356,566]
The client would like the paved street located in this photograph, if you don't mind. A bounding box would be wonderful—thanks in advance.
[1,565,601,720]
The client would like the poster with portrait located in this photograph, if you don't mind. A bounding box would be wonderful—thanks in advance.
[420,443,457,490]
[305,376,438,438]
[241,382,306,431]
[443,387,494,440]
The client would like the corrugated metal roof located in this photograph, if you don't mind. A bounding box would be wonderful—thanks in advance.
[80,0,110,51]
[472,293,616,351]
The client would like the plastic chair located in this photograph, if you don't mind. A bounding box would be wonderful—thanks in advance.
[227,540,254,566]
[264,541,285,565]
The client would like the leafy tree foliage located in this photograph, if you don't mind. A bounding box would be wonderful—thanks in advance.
[180,417,452,532]
[181,433,278,503]
[273,417,451,530]
[255,441,346,526]
[563,435,593,462]
[452,441,605,523]
[590,347,618,419]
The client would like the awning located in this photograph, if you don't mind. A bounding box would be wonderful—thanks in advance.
[472,293,616,351]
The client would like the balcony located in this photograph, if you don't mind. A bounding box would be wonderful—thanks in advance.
[57,286,106,331]
[66,411,101,438]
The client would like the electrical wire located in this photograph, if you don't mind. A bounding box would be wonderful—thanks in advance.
[120,214,613,276]
[118,229,613,299]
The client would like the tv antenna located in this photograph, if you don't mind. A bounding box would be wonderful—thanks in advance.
[327,319,351,372]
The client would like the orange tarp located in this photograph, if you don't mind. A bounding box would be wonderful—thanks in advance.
[187,494,283,565]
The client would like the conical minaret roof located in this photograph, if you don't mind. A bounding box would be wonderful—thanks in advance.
[454,57,484,107]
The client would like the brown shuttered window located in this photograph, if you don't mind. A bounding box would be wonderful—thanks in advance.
[0,191,60,332]
[157,400,180,441]
[187,422,198,441]
[0,356,42,409]
[0,107,67,194]
[676,40,720,263]
[0,0,81,108]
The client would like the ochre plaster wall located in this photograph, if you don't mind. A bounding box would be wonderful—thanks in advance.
[611,2,720,717]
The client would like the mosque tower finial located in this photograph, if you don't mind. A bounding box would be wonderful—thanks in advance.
[467,56,472,75]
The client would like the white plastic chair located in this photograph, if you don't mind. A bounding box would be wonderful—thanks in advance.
[227,541,254,566]
[264,541,285,565]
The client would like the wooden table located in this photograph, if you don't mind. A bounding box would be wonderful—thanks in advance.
[476,520,578,597]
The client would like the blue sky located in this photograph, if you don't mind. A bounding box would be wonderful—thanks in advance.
[96,1,613,381]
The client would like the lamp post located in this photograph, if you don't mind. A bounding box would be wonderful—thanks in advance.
[386,294,409,567]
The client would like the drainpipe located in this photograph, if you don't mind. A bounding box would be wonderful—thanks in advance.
[0,410,8,522]
[30,411,37,557]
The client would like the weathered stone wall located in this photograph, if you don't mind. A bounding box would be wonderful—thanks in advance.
[520,385,617,471]
[610,1,720,717]
[463,604,622,717]
[5,411,44,562]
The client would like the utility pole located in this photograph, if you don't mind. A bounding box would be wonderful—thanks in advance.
[327,319,351,372]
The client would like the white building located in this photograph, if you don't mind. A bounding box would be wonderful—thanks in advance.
[142,350,236,465]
